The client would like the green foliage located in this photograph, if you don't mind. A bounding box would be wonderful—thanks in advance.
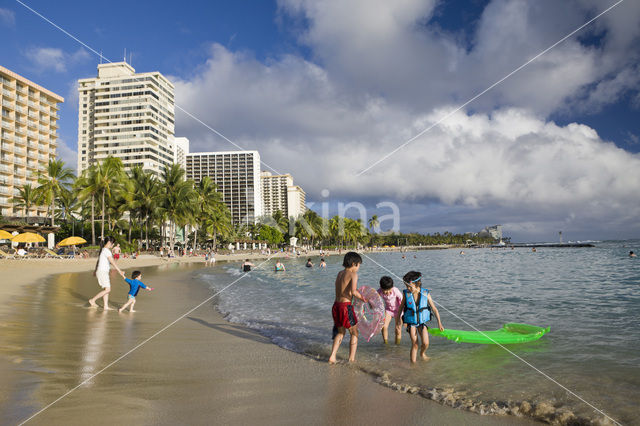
[257,225,284,245]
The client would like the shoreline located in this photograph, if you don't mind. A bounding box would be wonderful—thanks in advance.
[0,258,536,425]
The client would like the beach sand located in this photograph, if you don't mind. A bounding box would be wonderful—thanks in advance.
[0,259,536,425]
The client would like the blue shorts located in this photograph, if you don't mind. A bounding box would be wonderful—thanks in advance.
[128,295,136,300]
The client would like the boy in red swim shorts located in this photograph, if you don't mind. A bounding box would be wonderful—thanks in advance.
[329,252,366,363]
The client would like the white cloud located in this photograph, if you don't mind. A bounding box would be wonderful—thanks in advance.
[0,7,15,26]
[170,0,640,238]
[24,47,91,73]
[54,138,78,173]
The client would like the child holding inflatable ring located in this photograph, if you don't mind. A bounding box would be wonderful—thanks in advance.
[396,271,444,363]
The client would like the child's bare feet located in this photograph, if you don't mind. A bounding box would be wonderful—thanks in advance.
[395,336,401,345]
[328,357,337,364]
[88,300,97,307]
[103,307,114,311]
[129,309,136,312]
[421,354,430,361]
[118,307,124,313]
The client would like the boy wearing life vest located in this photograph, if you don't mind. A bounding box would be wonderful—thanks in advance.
[396,271,444,363]
[328,252,367,364]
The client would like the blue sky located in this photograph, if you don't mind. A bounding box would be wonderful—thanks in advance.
[1,0,639,241]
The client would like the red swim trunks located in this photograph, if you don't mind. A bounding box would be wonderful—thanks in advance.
[332,301,357,329]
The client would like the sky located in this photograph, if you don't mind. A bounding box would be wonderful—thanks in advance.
[1,0,639,242]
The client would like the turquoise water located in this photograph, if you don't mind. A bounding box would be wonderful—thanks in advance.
[198,241,640,424]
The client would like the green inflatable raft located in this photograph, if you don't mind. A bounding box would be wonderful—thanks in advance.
[428,323,550,344]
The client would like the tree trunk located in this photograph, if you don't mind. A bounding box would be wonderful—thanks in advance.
[91,195,96,245]
[213,230,217,251]
[100,190,105,240]
[128,215,132,243]
[50,198,55,226]
[145,217,149,251]
[194,226,197,253]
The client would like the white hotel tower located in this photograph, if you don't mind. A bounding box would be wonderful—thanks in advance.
[77,62,176,175]
[186,151,262,227]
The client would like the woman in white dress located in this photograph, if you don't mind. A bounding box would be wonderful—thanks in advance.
[89,236,125,310]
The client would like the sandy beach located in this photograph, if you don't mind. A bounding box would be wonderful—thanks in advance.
[0,257,536,425]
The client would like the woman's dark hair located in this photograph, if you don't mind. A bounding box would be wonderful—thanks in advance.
[379,276,394,290]
[342,251,362,268]
[403,271,422,285]
[94,236,116,273]
[131,270,142,279]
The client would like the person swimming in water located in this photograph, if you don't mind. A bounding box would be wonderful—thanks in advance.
[630,251,637,258]
[241,259,255,272]
[306,258,314,268]
[275,260,286,271]
[319,258,326,268]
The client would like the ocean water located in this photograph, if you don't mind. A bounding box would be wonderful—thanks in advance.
[197,241,640,424]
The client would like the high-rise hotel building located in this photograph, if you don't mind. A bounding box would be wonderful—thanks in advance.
[261,171,306,219]
[77,62,175,175]
[186,151,262,226]
[0,65,63,218]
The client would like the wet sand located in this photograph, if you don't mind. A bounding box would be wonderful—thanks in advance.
[0,261,536,425]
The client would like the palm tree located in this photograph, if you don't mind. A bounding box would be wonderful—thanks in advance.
[95,157,125,240]
[205,201,232,249]
[56,189,79,234]
[129,166,161,250]
[368,215,379,233]
[192,176,222,251]
[11,183,38,224]
[75,167,100,245]
[34,159,74,226]
[160,164,196,254]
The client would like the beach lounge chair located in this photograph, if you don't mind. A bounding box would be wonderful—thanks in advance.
[0,249,16,259]
[44,249,72,259]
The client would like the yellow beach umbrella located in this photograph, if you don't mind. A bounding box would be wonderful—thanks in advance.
[58,236,87,246]
[11,232,46,243]
[0,230,13,240]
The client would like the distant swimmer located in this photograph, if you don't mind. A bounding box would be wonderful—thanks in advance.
[630,251,637,258]
[532,247,537,252]
[306,258,314,268]
[241,259,255,272]
[275,261,286,271]
[459,251,465,255]
[320,258,327,268]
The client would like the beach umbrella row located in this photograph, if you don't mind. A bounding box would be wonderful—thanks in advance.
[0,231,87,245]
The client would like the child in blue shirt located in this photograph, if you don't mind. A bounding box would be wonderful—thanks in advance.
[119,270,153,313]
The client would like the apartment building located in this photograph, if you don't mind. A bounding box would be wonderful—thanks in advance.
[186,151,262,226]
[261,171,306,219]
[171,136,189,171]
[0,65,63,218]
[77,62,175,175]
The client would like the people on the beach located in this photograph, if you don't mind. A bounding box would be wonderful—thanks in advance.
[630,251,636,257]
[113,243,121,260]
[119,270,153,313]
[397,271,444,363]
[89,236,125,310]
[319,258,326,268]
[328,252,366,364]
[306,258,314,268]
[242,259,254,272]
[275,260,285,271]
[377,276,403,344]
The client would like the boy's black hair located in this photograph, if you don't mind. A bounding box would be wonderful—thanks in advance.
[307,258,311,261]
[342,251,362,268]
[403,271,422,285]
[379,276,394,290]
[321,258,325,261]
[132,270,142,279]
